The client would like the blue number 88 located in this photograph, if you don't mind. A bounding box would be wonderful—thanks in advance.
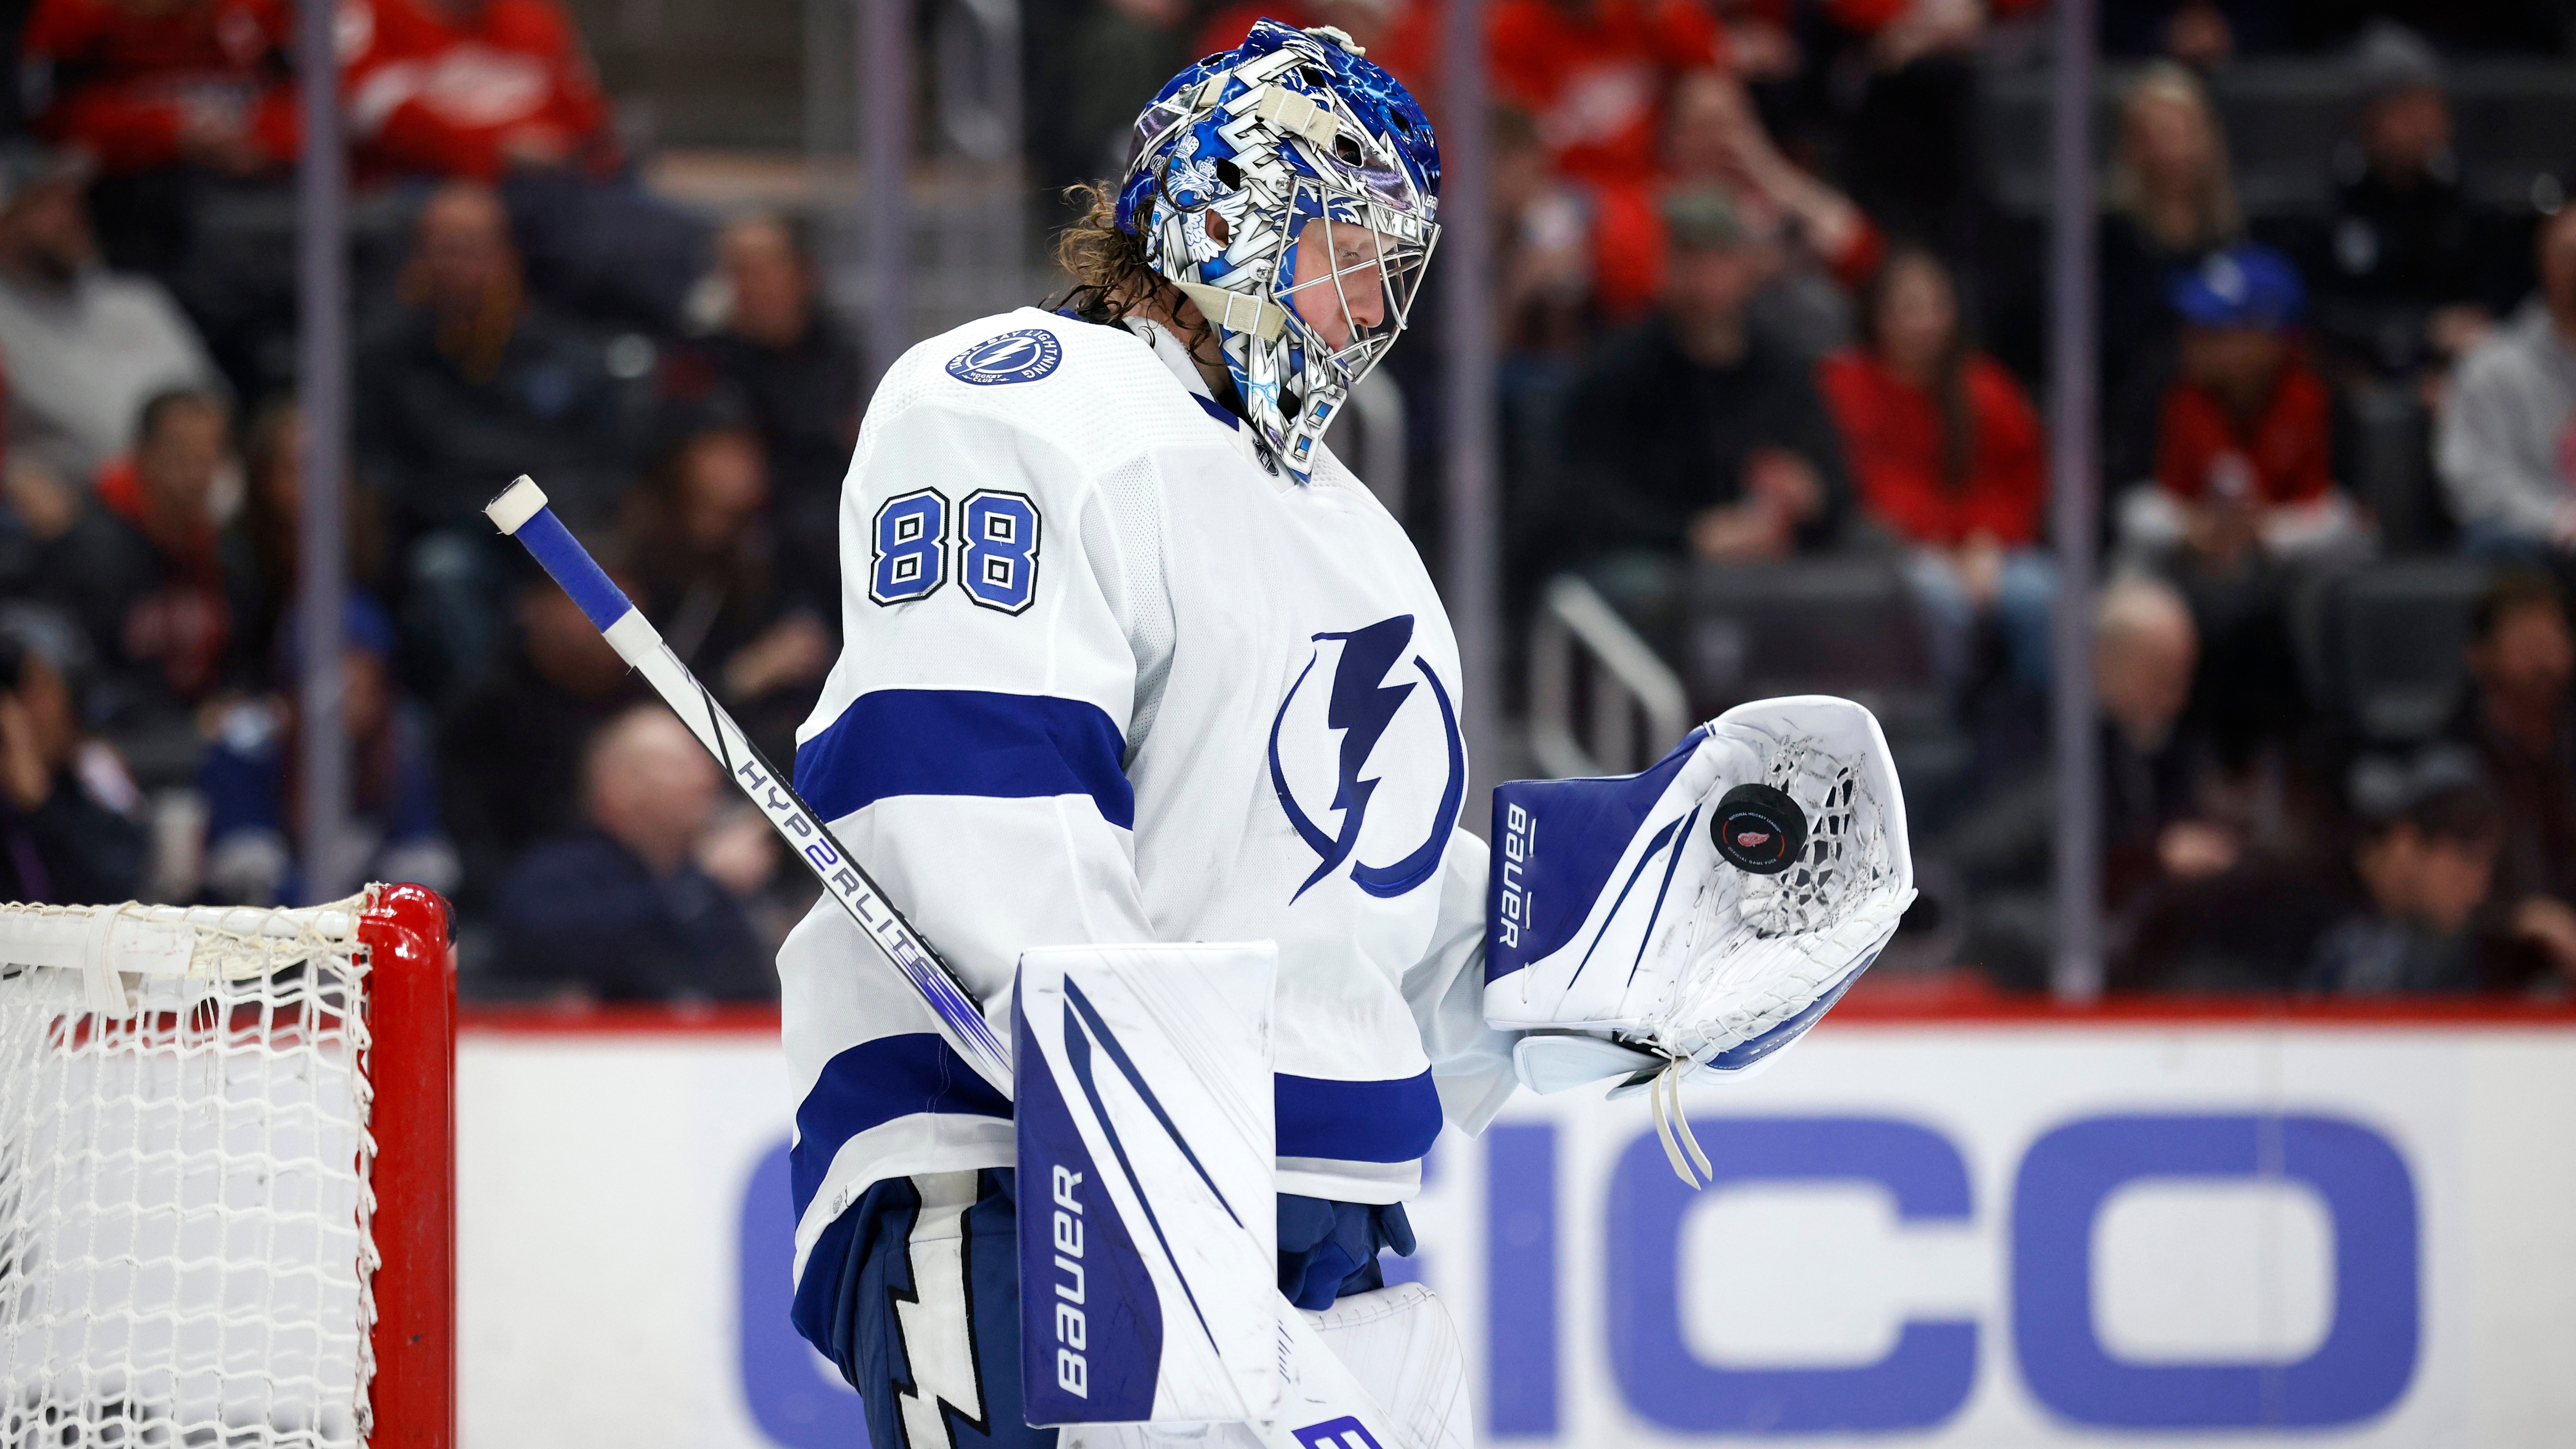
[961,490,1041,614]
[869,489,947,604]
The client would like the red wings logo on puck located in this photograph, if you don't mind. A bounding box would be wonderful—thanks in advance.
[1713,782,1807,876]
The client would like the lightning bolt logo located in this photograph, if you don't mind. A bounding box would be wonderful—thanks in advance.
[1268,615,1467,902]
[888,1173,989,1447]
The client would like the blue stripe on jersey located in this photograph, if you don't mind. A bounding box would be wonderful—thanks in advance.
[1277,1068,1443,1163]
[1190,393,1241,430]
[795,688,1135,829]
[791,1033,1012,1217]
[791,1049,1439,1223]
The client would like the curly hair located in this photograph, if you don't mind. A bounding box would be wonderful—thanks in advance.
[1050,182,1158,323]
[1049,180,1234,388]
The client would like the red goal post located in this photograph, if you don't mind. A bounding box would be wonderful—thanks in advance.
[0,882,454,1448]
[364,883,457,1448]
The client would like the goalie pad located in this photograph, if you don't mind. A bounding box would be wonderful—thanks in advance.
[1299,1283,1475,1449]
[1484,696,1915,1111]
[1016,942,1282,1428]
[1062,1284,1476,1449]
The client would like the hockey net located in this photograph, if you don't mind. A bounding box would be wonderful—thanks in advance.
[0,884,453,1448]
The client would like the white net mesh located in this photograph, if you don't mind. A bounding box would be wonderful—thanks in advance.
[1736,735,1895,941]
[0,891,379,1448]
[1644,732,1901,1062]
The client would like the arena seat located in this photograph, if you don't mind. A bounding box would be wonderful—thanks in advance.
[2338,378,2447,555]
[1684,557,1970,813]
[1686,558,1933,706]
[2296,558,2492,743]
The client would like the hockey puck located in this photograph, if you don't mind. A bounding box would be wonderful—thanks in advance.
[1712,783,1807,875]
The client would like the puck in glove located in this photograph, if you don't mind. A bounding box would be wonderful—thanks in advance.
[1711,782,1806,875]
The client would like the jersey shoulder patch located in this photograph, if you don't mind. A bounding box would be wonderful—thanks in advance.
[945,327,1063,386]
[874,309,1216,485]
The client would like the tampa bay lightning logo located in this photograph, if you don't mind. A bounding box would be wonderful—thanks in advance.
[1267,615,1466,901]
[945,329,1063,386]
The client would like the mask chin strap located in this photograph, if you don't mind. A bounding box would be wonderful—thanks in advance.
[1175,280,1288,342]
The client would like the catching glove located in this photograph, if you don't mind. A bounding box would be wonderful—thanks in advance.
[1484,696,1915,1183]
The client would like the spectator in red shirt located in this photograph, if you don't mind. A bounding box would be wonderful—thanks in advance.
[1487,0,1727,191]
[1682,70,1883,294]
[20,0,296,177]
[1562,73,1768,325]
[339,0,614,183]
[2126,243,2357,771]
[1581,70,1887,342]
[1650,69,1877,358]
[1821,245,2052,694]
[341,0,710,333]
[2127,244,2362,578]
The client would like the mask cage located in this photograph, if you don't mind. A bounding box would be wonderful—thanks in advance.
[1264,179,1436,465]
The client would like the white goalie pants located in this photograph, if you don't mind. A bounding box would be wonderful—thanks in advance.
[1057,1284,1479,1449]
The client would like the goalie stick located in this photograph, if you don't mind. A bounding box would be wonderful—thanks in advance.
[486,476,1439,1449]
[483,477,1011,1096]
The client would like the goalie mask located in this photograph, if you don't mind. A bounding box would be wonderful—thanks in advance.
[1116,19,1439,481]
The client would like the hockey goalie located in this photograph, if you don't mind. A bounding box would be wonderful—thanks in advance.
[768,21,1915,1449]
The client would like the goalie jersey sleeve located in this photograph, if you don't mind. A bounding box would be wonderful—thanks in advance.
[778,309,1517,1289]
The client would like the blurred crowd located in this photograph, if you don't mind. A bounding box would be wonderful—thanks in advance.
[1,0,2575,1002]
[1418,0,2576,1002]
[0,0,858,1001]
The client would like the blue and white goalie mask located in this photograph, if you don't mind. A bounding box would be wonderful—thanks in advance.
[1116,19,1439,480]
[1484,697,1916,1176]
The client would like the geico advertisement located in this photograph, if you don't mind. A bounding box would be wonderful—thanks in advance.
[454,1022,2576,1448]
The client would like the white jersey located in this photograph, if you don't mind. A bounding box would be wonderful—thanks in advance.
[778,306,1515,1287]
